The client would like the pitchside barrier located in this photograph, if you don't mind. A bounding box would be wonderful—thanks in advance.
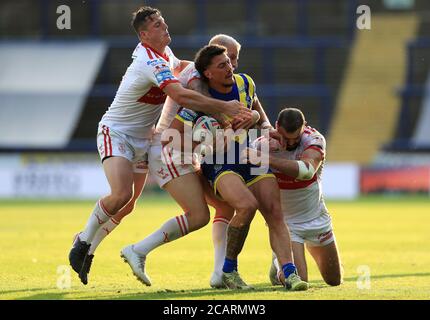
[0,153,360,200]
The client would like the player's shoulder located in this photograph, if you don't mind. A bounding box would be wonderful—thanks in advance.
[179,62,200,85]
[235,73,255,84]
[132,43,166,66]
[302,126,326,145]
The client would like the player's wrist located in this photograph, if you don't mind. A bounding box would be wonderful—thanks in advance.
[251,110,260,124]
[260,121,273,129]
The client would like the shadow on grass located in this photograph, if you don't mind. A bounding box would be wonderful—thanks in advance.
[10,283,289,300]
[8,272,430,300]
[341,272,430,283]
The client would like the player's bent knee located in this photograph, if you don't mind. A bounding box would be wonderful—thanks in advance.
[112,190,133,208]
[323,271,343,286]
[237,198,258,215]
[325,277,342,286]
[186,208,210,231]
[118,201,136,217]
[196,214,211,229]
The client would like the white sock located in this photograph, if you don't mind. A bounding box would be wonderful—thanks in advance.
[133,214,189,256]
[88,217,120,255]
[80,200,113,244]
[212,216,230,275]
[273,255,283,281]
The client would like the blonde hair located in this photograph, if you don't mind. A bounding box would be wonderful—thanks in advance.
[209,34,241,51]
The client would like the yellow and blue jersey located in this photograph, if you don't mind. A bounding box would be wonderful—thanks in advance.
[175,73,255,125]
[175,73,273,195]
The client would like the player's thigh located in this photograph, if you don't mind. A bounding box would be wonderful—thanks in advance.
[164,172,209,215]
[307,240,342,285]
[199,172,234,219]
[248,176,282,219]
[216,173,257,212]
[292,242,308,281]
[102,156,134,195]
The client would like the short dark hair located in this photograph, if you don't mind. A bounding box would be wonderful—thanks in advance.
[277,108,306,133]
[194,45,227,82]
[131,6,161,35]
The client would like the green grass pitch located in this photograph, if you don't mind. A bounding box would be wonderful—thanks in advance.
[0,194,429,300]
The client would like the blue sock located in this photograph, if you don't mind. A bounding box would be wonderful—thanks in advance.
[282,263,297,278]
[222,258,237,273]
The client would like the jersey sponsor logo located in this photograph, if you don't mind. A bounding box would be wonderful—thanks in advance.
[178,109,198,122]
[147,58,165,67]
[137,86,167,105]
[153,65,175,85]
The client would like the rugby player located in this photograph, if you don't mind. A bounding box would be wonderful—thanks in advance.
[68,6,250,285]
[246,108,343,286]
[122,45,308,291]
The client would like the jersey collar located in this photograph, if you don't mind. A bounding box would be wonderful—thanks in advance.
[141,42,169,61]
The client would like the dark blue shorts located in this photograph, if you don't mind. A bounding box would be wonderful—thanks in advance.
[201,163,274,195]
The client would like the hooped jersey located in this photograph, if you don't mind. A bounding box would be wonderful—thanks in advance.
[271,126,329,223]
[100,42,180,139]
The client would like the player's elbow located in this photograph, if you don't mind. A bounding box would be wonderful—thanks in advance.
[296,160,316,181]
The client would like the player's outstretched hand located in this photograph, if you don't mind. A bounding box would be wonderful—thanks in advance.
[223,100,251,118]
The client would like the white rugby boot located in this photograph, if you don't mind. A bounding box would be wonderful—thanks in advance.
[120,245,152,286]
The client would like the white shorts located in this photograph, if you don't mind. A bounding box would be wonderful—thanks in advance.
[287,213,335,247]
[97,124,150,173]
[148,143,198,188]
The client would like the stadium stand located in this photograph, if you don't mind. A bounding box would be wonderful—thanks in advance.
[0,0,357,151]
[1,0,430,197]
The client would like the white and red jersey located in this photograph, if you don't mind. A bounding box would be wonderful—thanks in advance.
[153,63,206,141]
[273,126,328,224]
[100,43,180,139]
